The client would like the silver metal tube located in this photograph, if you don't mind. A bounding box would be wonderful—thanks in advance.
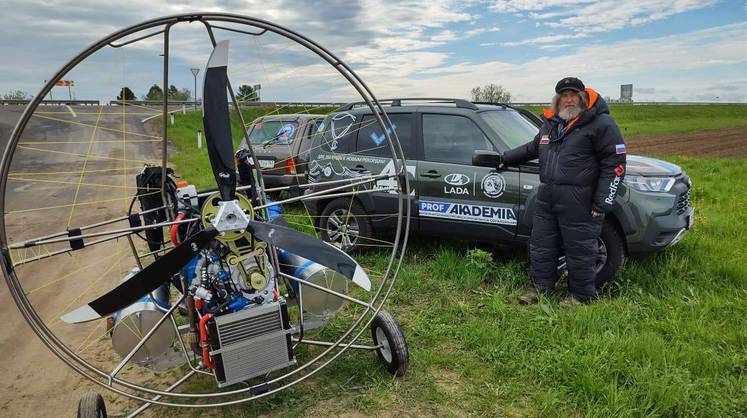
[9,217,198,248]
[263,174,386,193]
[255,174,390,210]
[292,337,381,351]
[300,187,397,202]
[7,205,167,244]
[11,232,132,267]
[278,272,371,309]
[137,246,173,259]
[160,25,175,222]
[126,235,144,269]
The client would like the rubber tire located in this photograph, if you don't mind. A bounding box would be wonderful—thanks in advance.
[594,220,626,289]
[318,198,373,253]
[370,310,409,377]
[77,391,107,418]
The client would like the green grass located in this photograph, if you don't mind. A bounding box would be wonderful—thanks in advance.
[518,104,747,137]
[153,107,747,417]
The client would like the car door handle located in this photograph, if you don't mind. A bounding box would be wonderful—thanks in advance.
[420,170,440,178]
[352,164,367,172]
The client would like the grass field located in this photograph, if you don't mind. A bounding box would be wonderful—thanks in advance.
[155,106,746,417]
[520,104,747,137]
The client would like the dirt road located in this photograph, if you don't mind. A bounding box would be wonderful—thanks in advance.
[0,104,172,417]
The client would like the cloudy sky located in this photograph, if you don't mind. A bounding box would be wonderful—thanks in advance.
[0,0,745,103]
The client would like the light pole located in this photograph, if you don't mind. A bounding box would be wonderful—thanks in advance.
[190,68,200,110]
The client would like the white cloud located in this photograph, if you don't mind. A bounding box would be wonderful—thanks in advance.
[358,22,747,102]
[539,43,573,49]
[491,0,719,34]
[490,0,592,13]
[502,33,588,46]
[0,0,744,104]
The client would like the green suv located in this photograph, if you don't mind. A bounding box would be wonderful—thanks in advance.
[303,99,694,286]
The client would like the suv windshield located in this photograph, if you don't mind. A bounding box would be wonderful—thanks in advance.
[480,110,539,149]
[249,120,298,145]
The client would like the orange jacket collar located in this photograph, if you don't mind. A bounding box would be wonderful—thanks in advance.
[543,87,600,118]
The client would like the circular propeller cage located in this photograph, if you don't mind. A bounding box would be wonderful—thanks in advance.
[0,13,410,409]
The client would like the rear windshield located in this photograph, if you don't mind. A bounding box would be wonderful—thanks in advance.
[248,120,299,145]
[479,110,539,149]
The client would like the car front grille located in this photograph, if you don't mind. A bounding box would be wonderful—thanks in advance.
[676,190,690,215]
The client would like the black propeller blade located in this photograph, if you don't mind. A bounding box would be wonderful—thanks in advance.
[247,219,371,291]
[61,228,219,323]
[203,40,236,202]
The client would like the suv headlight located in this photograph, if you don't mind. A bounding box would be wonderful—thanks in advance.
[623,175,676,192]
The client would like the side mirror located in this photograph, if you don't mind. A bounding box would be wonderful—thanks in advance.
[472,150,503,168]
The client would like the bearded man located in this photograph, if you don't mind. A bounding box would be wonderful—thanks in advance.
[502,77,626,304]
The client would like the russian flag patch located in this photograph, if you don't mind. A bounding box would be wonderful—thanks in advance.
[540,135,550,145]
[615,144,626,154]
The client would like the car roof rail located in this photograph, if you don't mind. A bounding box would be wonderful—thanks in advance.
[336,98,479,111]
[472,102,544,126]
[472,101,508,108]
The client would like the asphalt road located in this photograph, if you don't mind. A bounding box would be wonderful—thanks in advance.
[0,104,172,417]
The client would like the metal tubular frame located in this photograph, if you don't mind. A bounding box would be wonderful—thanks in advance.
[0,13,411,409]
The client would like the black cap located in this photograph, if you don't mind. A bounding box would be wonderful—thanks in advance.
[555,77,585,94]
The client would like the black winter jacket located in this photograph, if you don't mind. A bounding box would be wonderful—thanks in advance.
[503,88,626,213]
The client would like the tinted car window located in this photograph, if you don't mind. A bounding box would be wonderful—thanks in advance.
[248,120,298,145]
[310,113,357,154]
[422,114,493,164]
[355,114,413,158]
[480,110,539,150]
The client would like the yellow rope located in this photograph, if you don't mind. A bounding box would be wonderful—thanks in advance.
[17,145,157,165]
[6,191,158,214]
[67,105,105,228]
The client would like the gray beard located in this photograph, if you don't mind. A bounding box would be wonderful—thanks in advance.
[558,105,582,121]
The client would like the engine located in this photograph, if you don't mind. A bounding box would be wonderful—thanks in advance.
[182,243,295,387]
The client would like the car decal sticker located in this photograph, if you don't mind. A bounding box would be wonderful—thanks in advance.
[370,124,396,146]
[480,172,507,198]
[418,200,517,226]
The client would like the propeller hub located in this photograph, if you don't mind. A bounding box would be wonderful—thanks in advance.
[212,200,251,233]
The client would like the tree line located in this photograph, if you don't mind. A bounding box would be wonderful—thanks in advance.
[116,84,260,102]
[5,83,507,103]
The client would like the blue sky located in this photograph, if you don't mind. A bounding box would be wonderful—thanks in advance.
[0,0,745,102]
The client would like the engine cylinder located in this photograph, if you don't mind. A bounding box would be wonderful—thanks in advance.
[278,250,348,319]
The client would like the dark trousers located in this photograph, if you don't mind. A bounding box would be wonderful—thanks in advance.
[529,186,603,302]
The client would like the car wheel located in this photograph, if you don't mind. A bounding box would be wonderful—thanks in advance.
[319,198,372,253]
[594,220,626,288]
[371,310,409,377]
[555,220,626,288]
[77,391,107,418]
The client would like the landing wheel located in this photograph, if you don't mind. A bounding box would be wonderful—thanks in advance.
[77,392,107,418]
[371,310,409,376]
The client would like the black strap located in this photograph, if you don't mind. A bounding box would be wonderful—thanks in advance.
[68,228,84,250]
